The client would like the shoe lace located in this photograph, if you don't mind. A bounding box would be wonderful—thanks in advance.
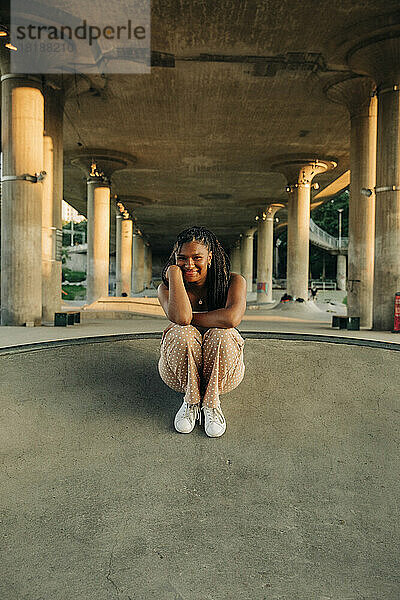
[184,402,200,423]
[202,405,224,425]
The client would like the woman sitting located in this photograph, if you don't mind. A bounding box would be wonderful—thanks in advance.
[157,226,247,438]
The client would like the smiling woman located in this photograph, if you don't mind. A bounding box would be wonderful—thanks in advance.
[157,226,247,438]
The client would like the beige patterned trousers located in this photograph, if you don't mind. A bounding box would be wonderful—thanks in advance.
[158,324,245,408]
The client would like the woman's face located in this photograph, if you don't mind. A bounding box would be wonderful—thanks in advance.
[175,241,212,285]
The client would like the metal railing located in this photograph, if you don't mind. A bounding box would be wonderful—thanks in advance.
[274,279,338,290]
[66,243,88,253]
[309,279,337,290]
[309,218,348,252]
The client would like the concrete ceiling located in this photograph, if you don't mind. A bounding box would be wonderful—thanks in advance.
[6,1,399,255]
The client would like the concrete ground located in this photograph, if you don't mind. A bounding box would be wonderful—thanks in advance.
[1,304,399,599]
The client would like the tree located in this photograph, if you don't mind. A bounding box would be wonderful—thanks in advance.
[311,189,349,237]
[62,219,87,246]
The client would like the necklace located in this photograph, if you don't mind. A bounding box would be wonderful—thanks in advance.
[187,288,206,306]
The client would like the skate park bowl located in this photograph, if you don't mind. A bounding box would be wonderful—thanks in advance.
[1,332,399,599]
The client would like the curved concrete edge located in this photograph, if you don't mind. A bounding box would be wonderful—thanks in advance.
[0,330,399,357]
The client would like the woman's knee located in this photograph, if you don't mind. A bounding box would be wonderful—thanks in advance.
[203,327,235,345]
[164,323,202,345]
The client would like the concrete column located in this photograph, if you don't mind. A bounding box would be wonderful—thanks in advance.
[115,215,122,296]
[241,228,256,294]
[337,254,347,291]
[373,86,400,329]
[287,184,310,299]
[87,181,110,303]
[256,204,284,303]
[42,135,55,323]
[115,215,133,296]
[272,158,337,299]
[42,87,64,325]
[326,76,377,328]
[230,239,241,273]
[132,231,145,294]
[348,33,400,330]
[144,244,153,288]
[1,75,44,326]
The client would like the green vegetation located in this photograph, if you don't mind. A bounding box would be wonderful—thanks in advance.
[62,284,86,301]
[62,219,87,246]
[309,189,349,279]
[62,268,86,283]
[312,190,349,237]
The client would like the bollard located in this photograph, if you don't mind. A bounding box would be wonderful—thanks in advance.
[332,316,339,328]
[332,316,348,329]
[347,316,360,331]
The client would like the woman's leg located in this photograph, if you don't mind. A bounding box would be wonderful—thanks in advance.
[201,328,245,408]
[158,324,203,405]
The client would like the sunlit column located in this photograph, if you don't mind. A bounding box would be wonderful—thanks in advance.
[256,204,284,303]
[1,75,44,325]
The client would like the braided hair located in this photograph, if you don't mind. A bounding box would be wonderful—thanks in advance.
[161,226,231,311]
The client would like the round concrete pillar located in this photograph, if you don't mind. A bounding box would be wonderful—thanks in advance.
[373,86,400,329]
[241,228,256,294]
[144,244,153,288]
[115,216,133,296]
[42,135,55,324]
[256,204,284,303]
[132,232,145,294]
[1,75,44,326]
[115,215,122,296]
[337,254,347,291]
[42,87,64,325]
[288,184,310,300]
[326,76,377,328]
[87,181,110,303]
[272,158,336,300]
[230,240,241,274]
[348,32,400,330]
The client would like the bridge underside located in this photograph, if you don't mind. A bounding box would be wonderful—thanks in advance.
[0,1,399,328]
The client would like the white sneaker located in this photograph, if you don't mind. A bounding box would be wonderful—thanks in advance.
[174,401,200,434]
[202,405,226,438]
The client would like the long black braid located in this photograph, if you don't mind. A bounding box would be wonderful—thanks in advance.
[161,226,231,311]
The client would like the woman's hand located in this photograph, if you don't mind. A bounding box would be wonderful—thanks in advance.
[190,273,246,328]
[159,264,192,325]
[166,264,182,282]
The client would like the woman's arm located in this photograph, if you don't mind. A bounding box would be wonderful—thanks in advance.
[190,273,247,329]
[157,265,193,325]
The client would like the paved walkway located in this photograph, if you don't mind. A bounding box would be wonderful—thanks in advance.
[0,302,399,349]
